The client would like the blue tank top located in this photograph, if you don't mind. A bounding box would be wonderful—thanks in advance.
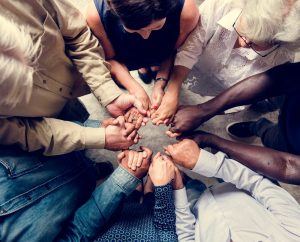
[94,0,185,70]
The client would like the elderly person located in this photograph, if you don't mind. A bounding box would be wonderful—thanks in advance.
[151,0,299,124]
[165,139,300,241]
[87,0,199,111]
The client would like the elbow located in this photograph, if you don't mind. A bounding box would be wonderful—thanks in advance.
[280,156,300,185]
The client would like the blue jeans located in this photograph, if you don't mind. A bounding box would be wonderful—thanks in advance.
[0,121,140,241]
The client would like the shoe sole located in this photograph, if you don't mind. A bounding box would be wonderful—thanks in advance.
[226,121,256,143]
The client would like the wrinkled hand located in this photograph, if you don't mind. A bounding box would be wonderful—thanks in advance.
[125,107,148,129]
[164,139,200,170]
[151,80,166,110]
[178,130,214,148]
[104,116,140,151]
[117,146,152,171]
[119,147,152,179]
[167,105,211,138]
[172,166,184,190]
[106,93,147,118]
[148,152,175,186]
[151,91,178,125]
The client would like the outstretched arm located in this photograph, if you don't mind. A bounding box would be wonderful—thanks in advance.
[184,131,300,184]
[165,139,300,240]
[153,184,178,241]
[170,62,300,134]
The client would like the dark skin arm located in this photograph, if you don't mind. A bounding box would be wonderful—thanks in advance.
[181,130,300,185]
[170,62,300,134]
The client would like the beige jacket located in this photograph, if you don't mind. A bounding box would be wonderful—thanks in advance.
[0,0,123,155]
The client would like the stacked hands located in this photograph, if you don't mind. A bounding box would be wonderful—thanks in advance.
[116,143,200,189]
[105,87,210,150]
[104,92,211,182]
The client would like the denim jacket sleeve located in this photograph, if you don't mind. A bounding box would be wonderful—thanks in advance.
[56,165,140,242]
[153,184,178,242]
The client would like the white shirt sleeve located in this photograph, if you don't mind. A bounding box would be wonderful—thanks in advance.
[174,0,225,69]
[192,149,300,238]
[174,18,206,69]
[173,188,196,241]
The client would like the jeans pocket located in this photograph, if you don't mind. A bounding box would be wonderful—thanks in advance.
[0,151,43,179]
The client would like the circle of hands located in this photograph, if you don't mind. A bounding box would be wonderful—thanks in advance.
[103,92,203,186]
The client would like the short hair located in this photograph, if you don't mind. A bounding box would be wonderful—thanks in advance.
[239,0,300,51]
[108,0,178,30]
[0,15,40,107]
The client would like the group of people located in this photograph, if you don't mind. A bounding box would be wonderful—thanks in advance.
[0,0,300,241]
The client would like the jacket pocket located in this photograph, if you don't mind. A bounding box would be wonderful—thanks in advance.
[0,149,43,178]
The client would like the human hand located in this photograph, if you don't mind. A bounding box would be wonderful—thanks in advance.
[148,152,175,186]
[117,146,152,171]
[132,88,151,111]
[106,93,147,118]
[104,117,140,151]
[164,139,200,170]
[151,91,178,125]
[100,118,115,128]
[119,146,152,179]
[151,80,166,110]
[125,107,148,129]
[172,166,184,190]
[166,105,211,137]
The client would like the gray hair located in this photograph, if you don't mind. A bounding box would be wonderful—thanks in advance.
[0,15,40,107]
[239,0,300,51]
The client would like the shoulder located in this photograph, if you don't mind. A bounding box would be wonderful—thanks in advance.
[180,0,199,27]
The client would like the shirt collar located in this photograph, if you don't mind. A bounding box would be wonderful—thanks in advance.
[217,8,242,31]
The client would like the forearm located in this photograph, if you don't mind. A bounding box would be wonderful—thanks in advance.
[108,59,143,93]
[199,62,300,117]
[56,165,140,241]
[174,188,196,241]
[50,0,122,106]
[154,184,178,241]
[166,65,190,96]
[206,134,300,184]
[156,54,175,82]
[192,149,300,237]
[0,118,105,156]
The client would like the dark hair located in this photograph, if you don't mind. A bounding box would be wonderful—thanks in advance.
[108,0,178,30]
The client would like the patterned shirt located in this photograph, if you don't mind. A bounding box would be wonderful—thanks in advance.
[95,184,178,242]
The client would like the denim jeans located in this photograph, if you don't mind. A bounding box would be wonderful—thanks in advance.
[0,120,140,242]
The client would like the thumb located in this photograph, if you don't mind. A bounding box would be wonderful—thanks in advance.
[140,146,152,157]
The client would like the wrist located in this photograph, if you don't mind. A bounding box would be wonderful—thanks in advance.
[154,79,167,89]
[128,83,144,94]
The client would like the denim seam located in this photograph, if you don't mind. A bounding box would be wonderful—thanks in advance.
[111,166,140,195]
[0,165,88,216]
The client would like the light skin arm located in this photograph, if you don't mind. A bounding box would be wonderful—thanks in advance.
[86,1,150,110]
[151,0,199,110]
[151,0,199,124]
[170,62,300,134]
[180,131,300,184]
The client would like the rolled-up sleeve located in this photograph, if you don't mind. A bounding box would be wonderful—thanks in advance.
[50,0,123,106]
[174,18,206,69]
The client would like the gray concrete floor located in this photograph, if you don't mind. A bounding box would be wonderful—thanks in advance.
[74,0,300,203]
